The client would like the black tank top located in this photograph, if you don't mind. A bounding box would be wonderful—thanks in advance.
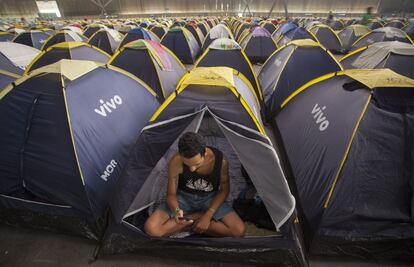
[178,146,223,195]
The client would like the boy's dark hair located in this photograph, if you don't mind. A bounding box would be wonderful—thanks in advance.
[178,132,206,158]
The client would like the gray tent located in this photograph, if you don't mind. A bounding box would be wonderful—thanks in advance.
[350,27,413,51]
[340,41,414,79]
[338,24,371,52]
[309,24,342,51]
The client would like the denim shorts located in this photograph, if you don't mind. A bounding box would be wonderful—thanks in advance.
[158,190,234,221]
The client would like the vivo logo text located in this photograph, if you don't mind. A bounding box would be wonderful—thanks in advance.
[94,95,123,117]
[311,103,329,131]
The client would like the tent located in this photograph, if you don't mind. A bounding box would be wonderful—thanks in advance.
[13,30,51,50]
[0,42,41,75]
[275,69,414,261]
[25,42,110,73]
[305,21,322,30]
[109,39,186,101]
[0,32,15,42]
[258,39,342,121]
[101,67,305,266]
[338,25,371,52]
[195,38,262,102]
[197,22,210,36]
[0,69,19,92]
[115,25,135,35]
[62,26,84,35]
[272,22,299,41]
[276,27,318,47]
[88,29,123,55]
[0,60,159,239]
[384,20,406,29]
[83,24,106,38]
[328,20,344,31]
[236,26,253,44]
[239,27,277,64]
[201,24,234,51]
[403,23,414,40]
[339,41,414,79]
[235,23,252,41]
[309,24,342,52]
[184,23,205,47]
[262,22,277,34]
[161,27,200,64]
[350,27,413,51]
[116,27,159,51]
[41,30,88,51]
[367,21,384,30]
[150,25,168,40]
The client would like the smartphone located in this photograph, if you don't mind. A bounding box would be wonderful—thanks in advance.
[177,217,191,221]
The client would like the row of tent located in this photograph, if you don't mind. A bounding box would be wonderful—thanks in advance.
[2,18,413,68]
[2,34,413,120]
[1,59,413,265]
[1,40,413,131]
[0,16,414,266]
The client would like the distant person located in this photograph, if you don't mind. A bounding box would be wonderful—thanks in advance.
[361,6,373,25]
[327,11,334,23]
[144,132,246,238]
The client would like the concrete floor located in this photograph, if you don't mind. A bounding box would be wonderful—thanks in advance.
[1,225,413,267]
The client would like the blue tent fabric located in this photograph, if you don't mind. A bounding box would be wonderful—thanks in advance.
[0,61,159,238]
[281,22,299,35]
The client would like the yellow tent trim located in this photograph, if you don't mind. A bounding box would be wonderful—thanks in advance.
[0,69,20,79]
[49,41,86,50]
[339,45,368,62]
[270,46,296,96]
[350,31,371,47]
[150,67,265,134]
[281,72,337,108]
[40,32,89,51]
[31,59,102,81]
[24,42,111,75]
[289,39,320,47]
[339,69,414,88]
[0,71,40,100]
[260,40,342,103]
[324,94,372,208]
[194,48,262,101]
[233,69,261,107]
[179,67,235,89]
[106,64,157,97]
[61,77,86,185]
[310,25,343,46]
[348,25,371,37]
[241,50,263,101]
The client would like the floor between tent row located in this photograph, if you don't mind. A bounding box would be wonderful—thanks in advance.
[1,225,407,267]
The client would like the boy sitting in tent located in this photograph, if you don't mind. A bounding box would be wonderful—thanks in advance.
[144,132,246,238]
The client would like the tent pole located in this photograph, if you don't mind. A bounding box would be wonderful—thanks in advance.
[267,0,279,19]
[282,0,288,20]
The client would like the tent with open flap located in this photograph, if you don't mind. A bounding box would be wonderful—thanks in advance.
[101,67,305,266]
